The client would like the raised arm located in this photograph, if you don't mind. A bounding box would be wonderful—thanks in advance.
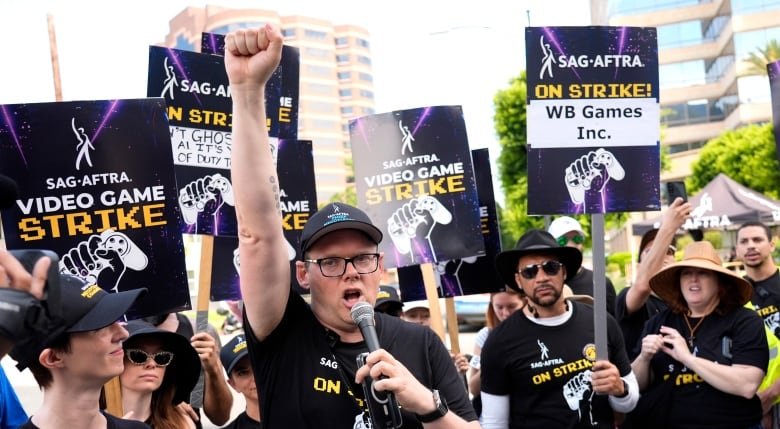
[625,198,690,314]
[225,25,288,341]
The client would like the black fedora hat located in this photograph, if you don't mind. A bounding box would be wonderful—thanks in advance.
[495,229,582,292]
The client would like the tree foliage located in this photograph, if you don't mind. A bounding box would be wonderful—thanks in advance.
[688,123,780,199]
[745,39,780,75]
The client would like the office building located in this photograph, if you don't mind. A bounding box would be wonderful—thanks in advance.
[164,6,376,203]
[593,0,776,182]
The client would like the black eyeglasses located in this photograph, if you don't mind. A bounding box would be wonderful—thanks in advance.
[517,261,564,279]
[126,349,175,367]
[304,253,380,277]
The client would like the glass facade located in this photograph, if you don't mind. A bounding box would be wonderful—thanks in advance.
[609,0,706,16]
[732,0,780,13]
[211,22,264,35]
[174,34,195,51]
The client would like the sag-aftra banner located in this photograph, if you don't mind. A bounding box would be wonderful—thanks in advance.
[525,26,660,214]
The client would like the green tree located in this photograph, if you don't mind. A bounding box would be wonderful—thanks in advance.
[327,184,356,207]
[494,71,546,244]
[688,123,780,199]
[745,39,780,75]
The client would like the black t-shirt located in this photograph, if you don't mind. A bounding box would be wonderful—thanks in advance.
[18,412,150,429]
[568,267,617,316]
[637,307,767,428]
[480,301,632,429]
[748,269,780,337]
[614,287,668,360]
[222,411,262,429]
[245,292,477,429]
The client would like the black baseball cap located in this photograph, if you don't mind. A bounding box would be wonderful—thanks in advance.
[375,285,402,308]
[299,202,382,255]
[220,334,249,376]
[11,274,145,370]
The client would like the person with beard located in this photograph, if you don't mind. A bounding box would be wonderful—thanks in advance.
[737,221,780,428]
[480,229,638,428]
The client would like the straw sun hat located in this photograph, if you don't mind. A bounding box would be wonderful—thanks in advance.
[649,241,752,306]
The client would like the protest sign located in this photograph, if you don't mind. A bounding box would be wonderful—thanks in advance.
[525,26,660,214]
[769,60,780,164]
[210,139,317,300]
[350,105,484,268]
[0,99,190,318]
[201,32,300,140]
[398,148,504,300]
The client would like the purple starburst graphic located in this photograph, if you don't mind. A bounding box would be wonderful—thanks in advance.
[411,106,433,135]
[165,48,203,106]
[614,27,629,80]
[0,105,28,167]
[91,99,121,142]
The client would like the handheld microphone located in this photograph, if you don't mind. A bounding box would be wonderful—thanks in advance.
[350,301,403,428]
[0,174,19,210]
[350,301,380,351]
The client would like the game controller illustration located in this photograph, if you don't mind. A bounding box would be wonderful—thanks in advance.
[387,196,452,261]
[59,229,149,292]
[564,148,625,204]
[178,173,235,225]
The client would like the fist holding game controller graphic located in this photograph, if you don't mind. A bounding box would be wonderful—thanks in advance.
[60,230,148,292]
[564,148,625,205]
[387,196,452,261]
[179,173,235,225]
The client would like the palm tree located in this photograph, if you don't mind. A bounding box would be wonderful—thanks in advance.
[745,39,780,75]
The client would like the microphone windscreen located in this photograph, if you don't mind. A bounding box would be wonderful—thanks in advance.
[350,301,374,325]
[0,174,19,210]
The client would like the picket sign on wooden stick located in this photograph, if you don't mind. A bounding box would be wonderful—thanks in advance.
[420,263,446,342]
[190,235,214,408]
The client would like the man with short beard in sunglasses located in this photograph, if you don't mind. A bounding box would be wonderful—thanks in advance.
[480,229,638,429]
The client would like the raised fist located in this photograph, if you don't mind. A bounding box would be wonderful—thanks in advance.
[60,230,148,292]
[387,196,452,256]
[179,173,235,225]
[564,148,625,204]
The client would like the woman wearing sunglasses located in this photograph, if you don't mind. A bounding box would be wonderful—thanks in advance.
[120,320,202,429]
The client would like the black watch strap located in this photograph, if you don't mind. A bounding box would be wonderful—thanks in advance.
[416,389,448,423]
[615,380,629,398]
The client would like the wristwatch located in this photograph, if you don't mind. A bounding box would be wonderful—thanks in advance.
[416,389,448,423]
[615,380,629,398]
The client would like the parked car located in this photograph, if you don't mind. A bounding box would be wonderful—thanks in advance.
[453,293,490,329]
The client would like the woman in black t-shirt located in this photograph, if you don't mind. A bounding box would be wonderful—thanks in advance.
[630,241,768,429]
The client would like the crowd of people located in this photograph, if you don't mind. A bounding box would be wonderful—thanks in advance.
[0,23,778,429]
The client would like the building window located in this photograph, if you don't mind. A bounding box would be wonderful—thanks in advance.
[336,54,350,63]
[357,55,372,65]
[357,38,370,48]
[339,89,353,97]
[733,0,780,13]
[305,29,328,40]
[305,47,331,58]
[335,36,349,45]
[210,22,264,35]
[337,71,351,80]
[307,101,336,113]
[175,34,195,52]
[306,65,332,76]
[282,28,296,37]
[341,106,354,114]
[358,72,373,82]
[359,89,374,99]
[306,83,335,95]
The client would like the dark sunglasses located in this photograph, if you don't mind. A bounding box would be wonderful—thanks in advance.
[557,235,585,246]
[126,349,174,367]
[517,260,564,279]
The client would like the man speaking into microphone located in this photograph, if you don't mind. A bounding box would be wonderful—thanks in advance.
[226,25,477,429]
